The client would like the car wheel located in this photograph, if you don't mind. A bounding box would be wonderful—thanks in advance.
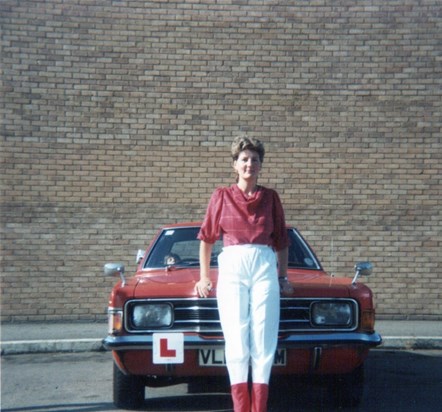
[329,364,365,408]
[113,362,145,410]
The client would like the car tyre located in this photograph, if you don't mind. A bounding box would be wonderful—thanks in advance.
[113,362,145,410]
[329,364,364,408]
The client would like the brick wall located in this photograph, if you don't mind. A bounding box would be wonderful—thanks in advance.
[1,0,440,322]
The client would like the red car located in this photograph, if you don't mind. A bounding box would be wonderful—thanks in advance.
[103,223,381,409]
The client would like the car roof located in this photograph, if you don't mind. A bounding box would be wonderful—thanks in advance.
[161,222,203,229]
[160,222,295,230]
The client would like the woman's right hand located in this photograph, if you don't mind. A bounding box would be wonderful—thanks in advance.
[195,279,213,298]
[197,241,214,298]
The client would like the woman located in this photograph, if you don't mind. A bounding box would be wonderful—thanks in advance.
[195,135,293,412]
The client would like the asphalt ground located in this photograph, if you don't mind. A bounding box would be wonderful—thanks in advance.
[1,320,442,355]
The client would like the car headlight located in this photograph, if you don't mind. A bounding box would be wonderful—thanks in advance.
[311,301,353,327]
[130,303,173,329]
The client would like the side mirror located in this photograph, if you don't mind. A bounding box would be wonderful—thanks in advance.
[104,262,126,286]
[136,249,145,264]
[352,261,373,284]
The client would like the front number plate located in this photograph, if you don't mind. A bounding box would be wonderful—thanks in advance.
[199,349,286,367]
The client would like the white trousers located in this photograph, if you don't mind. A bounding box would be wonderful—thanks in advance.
[217,244,280,385]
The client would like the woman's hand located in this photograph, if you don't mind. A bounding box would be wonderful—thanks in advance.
[195,279,213,298]
[276,247,291,296]
[197,241,214,298]
[279,277,294,296]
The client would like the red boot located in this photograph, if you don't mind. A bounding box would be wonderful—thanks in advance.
[251,383,269,412]
[231,382,250,412]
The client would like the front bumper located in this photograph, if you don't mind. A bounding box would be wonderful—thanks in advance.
[103,331,382,351]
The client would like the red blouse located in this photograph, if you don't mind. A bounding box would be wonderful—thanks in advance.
[198,184,289,251]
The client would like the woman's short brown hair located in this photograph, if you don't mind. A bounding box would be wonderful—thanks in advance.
[231,134,265,163]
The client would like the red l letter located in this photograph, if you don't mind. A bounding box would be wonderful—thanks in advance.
[160,338,176,357]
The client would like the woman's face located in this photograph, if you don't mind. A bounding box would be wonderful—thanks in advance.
[233,149,262,182]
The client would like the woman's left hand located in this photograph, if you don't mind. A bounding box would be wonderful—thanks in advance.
[279,277,294,296]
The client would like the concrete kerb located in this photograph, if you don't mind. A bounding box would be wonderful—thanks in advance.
[2,336,442,356]
[2,320,442,355]
[380,336,442,350]
[1,338,105,355]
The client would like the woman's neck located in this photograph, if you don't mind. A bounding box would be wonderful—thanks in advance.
[237,180,258,197]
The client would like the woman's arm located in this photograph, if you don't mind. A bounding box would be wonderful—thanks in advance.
[277,246,293,295]
[276,246,288,278]
[195,240,214,298]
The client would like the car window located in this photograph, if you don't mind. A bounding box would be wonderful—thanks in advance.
[143,226,320,270]
[287,229,321,269]
[170,240,197,260]
[143,227,223,269]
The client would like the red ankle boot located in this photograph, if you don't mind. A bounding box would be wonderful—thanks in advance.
[231,382,250,412]
[251,383,269,412]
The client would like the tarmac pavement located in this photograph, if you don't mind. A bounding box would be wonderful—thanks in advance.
[1,320,442,355]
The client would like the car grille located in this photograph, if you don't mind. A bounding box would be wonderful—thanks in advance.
[125,297,358,334]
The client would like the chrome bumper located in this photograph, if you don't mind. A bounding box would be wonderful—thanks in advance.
[103,331,382,351]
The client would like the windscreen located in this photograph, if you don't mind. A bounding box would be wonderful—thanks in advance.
[143,226,320,270]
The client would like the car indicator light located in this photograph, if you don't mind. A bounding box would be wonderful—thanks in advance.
[108,309,123,334]
[360,310,376,332]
